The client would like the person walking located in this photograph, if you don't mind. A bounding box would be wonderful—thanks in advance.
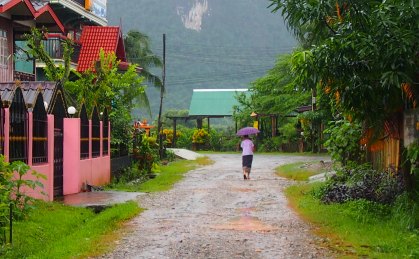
[240,135,255,180]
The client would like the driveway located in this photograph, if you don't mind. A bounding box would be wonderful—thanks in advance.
[100,153,333,258]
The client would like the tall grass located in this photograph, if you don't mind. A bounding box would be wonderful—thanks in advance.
[2,201,141,258]
[286,183,419,258]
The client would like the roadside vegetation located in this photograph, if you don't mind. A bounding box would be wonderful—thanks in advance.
[2,201,141,258]
[108,156,213,192]
[276,161,419,257]
[276,161,330,181]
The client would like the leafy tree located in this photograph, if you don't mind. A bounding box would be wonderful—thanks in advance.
[65,50,149,152]
[25,27,73,85]
[270,0,419,129]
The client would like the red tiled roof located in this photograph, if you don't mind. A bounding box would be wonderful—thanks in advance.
[77,26,127,72]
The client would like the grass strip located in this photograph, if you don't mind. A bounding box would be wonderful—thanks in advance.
[3,201,141,259]
[276,161,325,181]
[110,156,214,192]
[286,183,419,258]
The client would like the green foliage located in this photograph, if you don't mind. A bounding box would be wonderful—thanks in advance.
[259,137,283,152]
[316,164,405,204]
[133,133,159,174]
[124,30,163,89]
[270,0,419,128]
[276,161,325,181]
[324,119,363,166]
[1,201,141,258]
[109,157,213,192]
[0,156,45,245]
[192,128,210,144]
[286,183,419,258]
[24,28,73,85]
[65,50,148,152]
[405,141,419,175]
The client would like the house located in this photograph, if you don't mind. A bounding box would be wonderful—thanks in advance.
[77,25,131,73]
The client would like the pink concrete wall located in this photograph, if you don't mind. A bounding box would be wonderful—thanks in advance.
[4,111,111,199]
[4,112,54,201]
[91,156,110,186]
[63,118,81,195]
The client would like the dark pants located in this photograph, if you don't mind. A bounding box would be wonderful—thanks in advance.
[242,155,253,168]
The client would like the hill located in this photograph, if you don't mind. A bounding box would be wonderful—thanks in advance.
[107,0,296,119]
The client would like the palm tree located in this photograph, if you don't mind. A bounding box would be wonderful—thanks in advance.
[124,30,163,90]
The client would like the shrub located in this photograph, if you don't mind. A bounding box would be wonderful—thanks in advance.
[192,128,210,144]
[324,119,364,166]
[316,164,405,204]
[259,136,282,152]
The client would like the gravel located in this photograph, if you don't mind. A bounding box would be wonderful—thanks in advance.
[99,153,335,259]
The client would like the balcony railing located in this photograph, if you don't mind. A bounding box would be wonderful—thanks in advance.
[43,37,81,64]
[14,71,35,81]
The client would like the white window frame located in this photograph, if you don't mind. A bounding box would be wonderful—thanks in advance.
[0,29,8,68]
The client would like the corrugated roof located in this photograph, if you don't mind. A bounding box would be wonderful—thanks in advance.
[0,82,56,111]
[188,89,248,116]
[77,26,126,72]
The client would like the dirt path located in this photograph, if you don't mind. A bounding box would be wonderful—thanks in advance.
[101,154,333,259]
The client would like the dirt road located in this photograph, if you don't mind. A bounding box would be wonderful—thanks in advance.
[101,154,333,259]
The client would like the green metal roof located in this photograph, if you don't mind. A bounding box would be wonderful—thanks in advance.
[188,89,248,116]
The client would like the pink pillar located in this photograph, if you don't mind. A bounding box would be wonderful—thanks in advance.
[63,118,82,195]
[4,108,9,162]
[28,112,33,166]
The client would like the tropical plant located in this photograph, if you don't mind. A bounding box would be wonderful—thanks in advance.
[270,0,419,131]
[0,155,45,244]
[323,119,364,166]
[192,128,210,144]
[124,30,163,89]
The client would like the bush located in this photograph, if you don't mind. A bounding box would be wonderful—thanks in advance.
[259,136,282,152]
[324,119,364,166]
[316,164,406,204]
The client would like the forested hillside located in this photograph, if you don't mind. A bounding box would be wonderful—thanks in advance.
[107,0,296,118]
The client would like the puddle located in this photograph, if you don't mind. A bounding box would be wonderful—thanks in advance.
[232,188,256,193]
[212,215,277,232]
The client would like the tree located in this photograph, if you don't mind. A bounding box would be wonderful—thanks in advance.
[124,30,163,90]
[270,0,419,129]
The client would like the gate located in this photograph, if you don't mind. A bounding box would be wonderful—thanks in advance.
[53,127,63,196]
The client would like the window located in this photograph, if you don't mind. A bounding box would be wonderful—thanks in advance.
[0,29,9,68]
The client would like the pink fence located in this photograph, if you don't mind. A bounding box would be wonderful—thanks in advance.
[2,108,110,201]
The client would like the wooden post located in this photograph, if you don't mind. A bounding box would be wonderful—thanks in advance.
[173,118,177,148]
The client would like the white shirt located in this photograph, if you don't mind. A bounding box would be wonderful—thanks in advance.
[241,139,254,156]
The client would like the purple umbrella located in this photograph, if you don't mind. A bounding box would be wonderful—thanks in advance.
[236,127,260,136]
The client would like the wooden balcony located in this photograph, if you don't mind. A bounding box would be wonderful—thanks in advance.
[43,37,81,64]
[14,71,35,81]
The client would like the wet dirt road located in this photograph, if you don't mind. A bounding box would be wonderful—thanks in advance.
[101,154,333,259]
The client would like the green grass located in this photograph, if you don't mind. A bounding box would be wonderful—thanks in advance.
[286,183,419,258]
[109,156,214,192]
[276,161,326,181]
[3,201,142,258]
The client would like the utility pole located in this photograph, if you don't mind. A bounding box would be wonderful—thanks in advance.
[157,33,166,159]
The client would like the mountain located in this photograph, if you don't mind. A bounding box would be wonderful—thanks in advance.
[107,0,296,119]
